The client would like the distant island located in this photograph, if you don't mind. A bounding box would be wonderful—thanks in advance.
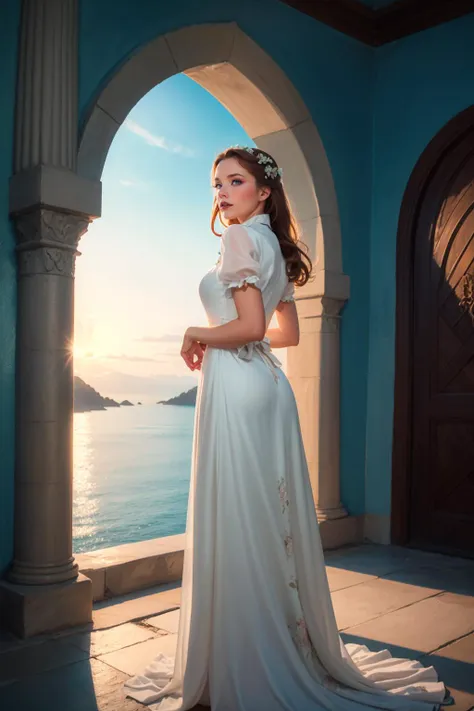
[74,376,197,411]
[74,377,135,413]
[157,386,197,407]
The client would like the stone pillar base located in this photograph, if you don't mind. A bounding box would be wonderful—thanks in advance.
[0,573,93,638]
[316,503,349,522]
[363,513,391,545]
[319,514,364,551]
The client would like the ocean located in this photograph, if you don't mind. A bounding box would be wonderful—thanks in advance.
[73,404,194,554]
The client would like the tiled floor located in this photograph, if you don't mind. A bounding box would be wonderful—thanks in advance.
[1,543,473,710]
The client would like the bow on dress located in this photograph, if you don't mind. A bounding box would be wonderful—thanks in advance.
[236,337,283,382]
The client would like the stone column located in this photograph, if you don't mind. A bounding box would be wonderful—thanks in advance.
[287,291,361,548]
[290,295,347,518]
[10,210,88,586]
[0,0,101,637]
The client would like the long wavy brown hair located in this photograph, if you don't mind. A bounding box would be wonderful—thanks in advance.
[211,147,313,287]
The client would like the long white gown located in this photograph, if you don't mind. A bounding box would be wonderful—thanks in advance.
[124,213,450,711]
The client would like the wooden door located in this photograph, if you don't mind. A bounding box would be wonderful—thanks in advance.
[393,110,474,557]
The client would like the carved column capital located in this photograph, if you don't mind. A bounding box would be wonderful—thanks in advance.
[297,294,346,335]
[319,295,345,317]
[14,209,89,278]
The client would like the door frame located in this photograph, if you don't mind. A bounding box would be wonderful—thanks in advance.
[391,105,474,546]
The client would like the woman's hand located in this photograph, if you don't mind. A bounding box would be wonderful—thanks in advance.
[181,329,206,371]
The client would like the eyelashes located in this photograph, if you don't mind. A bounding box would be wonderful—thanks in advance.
[212,179,243,189]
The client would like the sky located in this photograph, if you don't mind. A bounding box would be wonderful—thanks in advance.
[74,73,286,404]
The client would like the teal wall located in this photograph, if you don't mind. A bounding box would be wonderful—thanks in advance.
[1,1,472,570]
[0,0,20,575]
[366,14,474,517]
[79,0,374,516]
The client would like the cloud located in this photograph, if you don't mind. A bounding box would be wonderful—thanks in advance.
[104,354,166,363]
[124,119,195,157]
[119,179,152,191]
[136,334,182,343]
[78,352,166,363]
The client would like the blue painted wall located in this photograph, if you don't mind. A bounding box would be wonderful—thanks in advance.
[1,1,471,568]
[366,14,474,517]
[0,0,20,575]
[79,0,374,516]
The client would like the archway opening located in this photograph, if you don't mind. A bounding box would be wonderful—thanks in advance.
[74,73,291,553]
[76,22,350,553]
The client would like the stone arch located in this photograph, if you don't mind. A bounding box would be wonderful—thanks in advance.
[78,21,352,539]
[78,22,344,279]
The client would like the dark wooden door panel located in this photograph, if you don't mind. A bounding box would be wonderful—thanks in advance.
[409,120,474,556]
[430,393,474,419]
[437,331,474,391]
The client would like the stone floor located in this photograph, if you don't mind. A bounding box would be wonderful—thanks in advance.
[1,543,473,711]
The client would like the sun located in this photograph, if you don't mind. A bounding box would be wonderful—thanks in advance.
[65,339,91,361]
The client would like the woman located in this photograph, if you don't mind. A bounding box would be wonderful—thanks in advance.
[124,147,450,711]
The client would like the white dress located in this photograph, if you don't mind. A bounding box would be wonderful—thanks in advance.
[124,213,449,711]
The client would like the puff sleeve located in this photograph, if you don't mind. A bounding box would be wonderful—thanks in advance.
[280,279,295,303]
[216,224,261,299]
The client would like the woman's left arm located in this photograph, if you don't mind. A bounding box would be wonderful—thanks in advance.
[264,299,299,348]
[187,282,265,348]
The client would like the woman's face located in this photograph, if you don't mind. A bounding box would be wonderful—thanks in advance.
[213,157,270,224]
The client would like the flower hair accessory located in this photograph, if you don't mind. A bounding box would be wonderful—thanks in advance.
[231,145,283,181]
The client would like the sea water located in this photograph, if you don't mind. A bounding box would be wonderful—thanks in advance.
[73,404,194,554]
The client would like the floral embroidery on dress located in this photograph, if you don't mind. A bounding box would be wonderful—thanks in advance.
[288,575,298,591]
[295,617,312,652]
[288,615,318,663]
[277,477,289,513]
[283,532,293,557]
[323,674,341,691]
[279,477,320,669]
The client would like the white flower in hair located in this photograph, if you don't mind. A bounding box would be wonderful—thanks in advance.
[264,163,282,180]
[255,154,269,165]
[230,146,282,179]
[256,152,282,179]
